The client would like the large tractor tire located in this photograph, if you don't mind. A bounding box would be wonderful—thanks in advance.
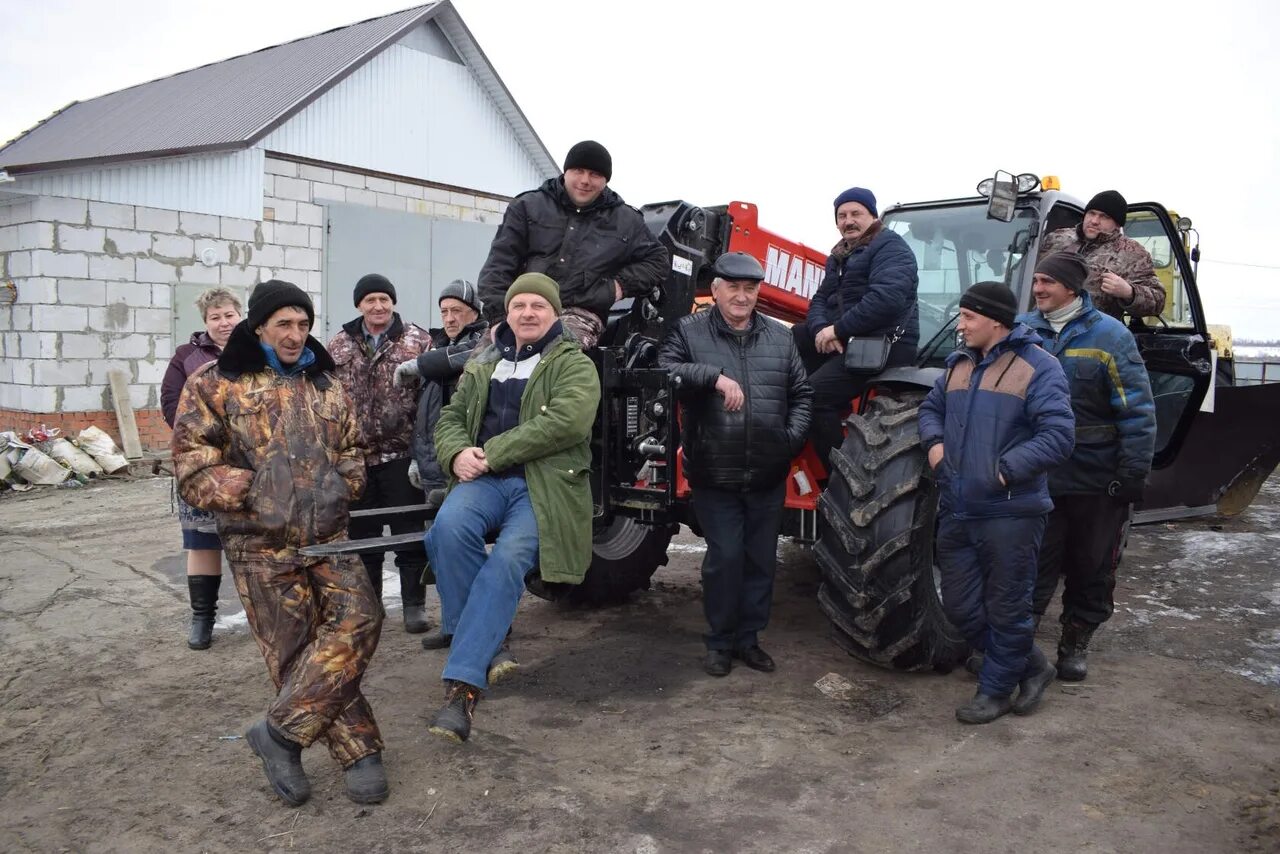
[525,517,676,606]
[815,392,968,671]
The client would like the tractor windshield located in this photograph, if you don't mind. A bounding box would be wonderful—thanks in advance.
[883,203,1038,362]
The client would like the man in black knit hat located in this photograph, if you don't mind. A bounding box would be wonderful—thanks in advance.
[476,140,669,348]
[919,281,1074,724]
[1040,189,1165,320]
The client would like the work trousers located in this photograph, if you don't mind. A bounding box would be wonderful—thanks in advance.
[1033,493,1131,628]
[692,482,787,651]
[348,456,428,606]
[229,553,384,768]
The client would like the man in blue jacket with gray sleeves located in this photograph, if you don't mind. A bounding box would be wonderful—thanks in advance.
[919,282,1075,724]
[1018,252,1156,682]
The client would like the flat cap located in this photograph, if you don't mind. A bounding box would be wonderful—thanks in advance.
[711,251,766,282]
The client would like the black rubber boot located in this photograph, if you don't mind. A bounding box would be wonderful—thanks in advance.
[245,719,310,806]
[420,628,454,650]
[425,488,447,509]
[345,753,389,804]
[1012,645,1056,715]
[428,681,481,743]
[186,575,221,651]
[400,566,429,634]
[964,650,984,677]
[955,691,1013,724]
[1057,621,1095,682]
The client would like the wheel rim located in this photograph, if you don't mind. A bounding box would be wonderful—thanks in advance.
[592,517,651,560]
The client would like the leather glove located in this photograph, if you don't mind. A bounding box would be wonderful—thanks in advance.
[407,459,422,490]
[393,358,420,388]
[1107,478,1146,503]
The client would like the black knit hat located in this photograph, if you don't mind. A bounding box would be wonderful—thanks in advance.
[960,281,1018,329]
[563,140,612,181]
[247,279,314,331]
[1035,252,1090,294]
[353,273,396,306]
[1085,190,1127,227]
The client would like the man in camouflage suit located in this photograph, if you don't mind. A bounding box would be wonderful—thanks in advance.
[1039,190,1165,320]
[173,280,388,808]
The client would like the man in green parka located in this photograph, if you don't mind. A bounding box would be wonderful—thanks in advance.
[425,272,600,742]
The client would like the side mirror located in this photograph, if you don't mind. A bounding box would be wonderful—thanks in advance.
[985,170,1017,222]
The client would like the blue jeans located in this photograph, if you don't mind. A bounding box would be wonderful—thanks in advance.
[424,475,539,690]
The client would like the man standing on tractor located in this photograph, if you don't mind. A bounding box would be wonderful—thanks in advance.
[424,273,599,742]
[919,282,1074,724]
[795,186,919,473]
[658,252,813,677]
[476,140,670,349]
[1040,190,1165,321]
[1018,252,1157,682]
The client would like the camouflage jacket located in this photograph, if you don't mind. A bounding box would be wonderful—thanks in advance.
[172,324,366,562]
[1040,225,1165,320]
[328,313,431,465]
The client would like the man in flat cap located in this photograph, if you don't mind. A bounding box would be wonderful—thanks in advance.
[659,252,813,677]
[173,280,388,805]
[1040,190,1165,320]
[1018,252,1156,682]
[477,140,670,349]
[919,281,1073,724]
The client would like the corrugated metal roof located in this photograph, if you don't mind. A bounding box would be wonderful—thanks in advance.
[0,2,556,178]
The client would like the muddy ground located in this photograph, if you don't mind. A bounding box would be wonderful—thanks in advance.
[2,474,1278,854]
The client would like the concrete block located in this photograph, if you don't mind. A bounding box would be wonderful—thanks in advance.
[90,359,132,385]
[152,233,194,258]
[32,196,88,225]
[108,333,151,358]
[58,279,108,306]
[262,174,274,197]
[0,384,20,408]
[178,261,220,285]
[265,158,298,177]
[273,176,311,202]
[296,202,324,227]
[422,186,452,203]
[284,247,321,271]
[462,208,499,225]
[104,229,151,255]
[9,356,32,384]
[274,270,311,290]
[31,250,89,279]
[16,277,57,304]
[136,359,167,384]
[274,223,310,247]
[88,201,134,230]
[432,203,463,220]
[17,332,36,358]
[106,281,154,308]
[90,255,136,281]
[152,284,172,309]
[307,270,323,292]
[477,195,504,213]
[366,176,396,194]
[56,224,106,253]
[193,238,232,265]
[61,333,108,359]
[0,200,34,227]
[309,227,323,249]
[257,221,274,245]
[11,305,32,331]
[32,304,88,332]
[135,258,180,284]
[347,188,377,208]
[311,183,346,203]
[254,244,285,268]
[220,264,260,286]
[128,384,154,410]
[136,207,180,233]
[333,170,366,189]
[155,336,173,360]
[62,384,108,411]
[88,304,132,333]
[299,164,333,183]
[20,384,58,412]
[448,191,478,209]
[3,250,32,278]
[408,199,431,217]
[0,361,10,384]
[18,221,56,249]
[220,217,259,242]
[266,199,297,223]
[376,193,407,211]
[34,359,89,385]
[20,332,57,359]
[134,307,171,334]
[394,182,425,200]
[0,226,13,252]
[179,211,221,238]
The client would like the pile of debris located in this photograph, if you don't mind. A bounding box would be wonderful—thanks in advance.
[1,426,130,492]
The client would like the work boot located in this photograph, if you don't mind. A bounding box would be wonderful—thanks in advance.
[703,650,732,677]
[1012,645,1056,716]
[1057,621,1096,682]
[429,681,481,743]
[420,628,453,650]
[245,719,310,806]
[955,691,1013,724]
[399,566,429,634]
[186,575,221,651]
[487,646,520,685]
[345,753,389,804]
[964,650,984,678]
[402,605,429,634]
[734,645,776,673]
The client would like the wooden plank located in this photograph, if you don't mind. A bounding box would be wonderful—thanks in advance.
[107,369,143,459]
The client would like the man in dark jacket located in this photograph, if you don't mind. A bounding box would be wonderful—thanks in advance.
[172,280,387,806]
[658,252,814,677]
[919,282,1074,724]
[476,140,669,349]
[328,273,433,633]
[797,186,920,471]
[1018,252,1156,681]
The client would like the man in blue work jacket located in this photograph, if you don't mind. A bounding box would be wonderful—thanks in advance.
[919,282,1075,724]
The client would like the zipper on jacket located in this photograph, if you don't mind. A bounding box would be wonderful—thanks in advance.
[738,336,752,484]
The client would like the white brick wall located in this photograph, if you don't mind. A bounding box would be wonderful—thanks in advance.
[0,154,510,414]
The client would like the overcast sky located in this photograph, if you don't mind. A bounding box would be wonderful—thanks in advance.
[3,0,1277,338]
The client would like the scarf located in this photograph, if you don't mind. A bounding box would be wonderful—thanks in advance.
[1045,296,1085,334]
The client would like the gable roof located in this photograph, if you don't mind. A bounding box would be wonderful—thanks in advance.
[0,2,558,177]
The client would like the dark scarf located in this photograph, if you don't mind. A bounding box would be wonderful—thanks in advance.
[830,218,884,260]
[216,321,336,387]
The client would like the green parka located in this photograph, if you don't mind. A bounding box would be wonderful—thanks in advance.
[433,325,600,583]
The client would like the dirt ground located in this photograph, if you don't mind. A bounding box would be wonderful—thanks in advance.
[2,474,1278,854]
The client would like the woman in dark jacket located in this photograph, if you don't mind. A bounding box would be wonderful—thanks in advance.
[161,286,242,650]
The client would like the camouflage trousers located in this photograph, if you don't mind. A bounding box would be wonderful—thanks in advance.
[228,553,384,768]
[561,307,603,350]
